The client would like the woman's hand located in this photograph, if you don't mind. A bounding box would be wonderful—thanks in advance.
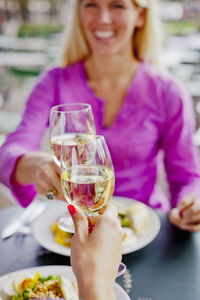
[69,204,124,300]
[15,152,65,201]
[169,194,200,232]
[35,159,64,201]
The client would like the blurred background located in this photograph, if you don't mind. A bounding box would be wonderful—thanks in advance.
[0,0,199,204]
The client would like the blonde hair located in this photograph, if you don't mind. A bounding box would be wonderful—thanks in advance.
[61,0,162,67]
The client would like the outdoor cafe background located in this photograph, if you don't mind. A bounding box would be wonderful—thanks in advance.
[0,0,200,207]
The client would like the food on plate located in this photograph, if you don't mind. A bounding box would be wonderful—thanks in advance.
[111,200,150,237]
[51,200,150,250]
[112,200,128,217]
[51,222,73,247]
[13,273,34,294]
[122,227,138,247]
[3,272,78,300]
[127,202,150,236]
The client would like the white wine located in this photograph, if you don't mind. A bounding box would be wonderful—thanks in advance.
[61,166,115,215]
[50,133,95,166]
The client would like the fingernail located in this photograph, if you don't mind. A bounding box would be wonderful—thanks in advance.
[88,224,94,234]
[68,204,76,216]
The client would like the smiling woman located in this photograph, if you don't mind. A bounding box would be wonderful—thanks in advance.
[0,0,200,233]
[62,0,161,67]
[78,0,145,57]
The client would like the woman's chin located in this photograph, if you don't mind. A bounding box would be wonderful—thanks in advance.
[91,48,121,58]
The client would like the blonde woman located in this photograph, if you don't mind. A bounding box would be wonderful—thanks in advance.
[0,0,200,232]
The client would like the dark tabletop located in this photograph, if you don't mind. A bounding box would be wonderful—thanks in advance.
[0,206,200,300]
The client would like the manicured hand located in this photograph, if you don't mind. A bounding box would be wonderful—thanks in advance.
[36,159,64,201]
[69,204,123,300]
[15,152,65,201]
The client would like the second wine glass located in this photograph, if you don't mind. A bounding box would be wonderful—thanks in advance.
[49,103,96,231]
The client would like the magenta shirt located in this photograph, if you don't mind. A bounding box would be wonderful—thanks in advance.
[0,61,200,211]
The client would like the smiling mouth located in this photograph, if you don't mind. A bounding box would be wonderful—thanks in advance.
[93,30,115,39]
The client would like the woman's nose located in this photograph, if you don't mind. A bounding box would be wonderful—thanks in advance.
[98,8,112,24]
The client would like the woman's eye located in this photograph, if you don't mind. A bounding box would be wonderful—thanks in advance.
[113,4,125,8]
[84,2,97,8]
[112,1,126,8]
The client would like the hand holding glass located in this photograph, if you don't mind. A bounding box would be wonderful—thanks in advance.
[60,135,126,277]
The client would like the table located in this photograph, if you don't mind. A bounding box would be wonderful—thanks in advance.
[0,206,200,300]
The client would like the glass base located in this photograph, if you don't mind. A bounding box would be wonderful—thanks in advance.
[58,214,75,233]
[117,262,126,277]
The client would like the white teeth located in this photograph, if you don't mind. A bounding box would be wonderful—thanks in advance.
[94,31,114,39]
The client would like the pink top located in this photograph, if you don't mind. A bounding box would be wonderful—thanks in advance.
[0,61,200,211]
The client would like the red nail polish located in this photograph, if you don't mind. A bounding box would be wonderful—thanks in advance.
[68,204,76,216]
[87,217,92,227]
[88,225,94,234]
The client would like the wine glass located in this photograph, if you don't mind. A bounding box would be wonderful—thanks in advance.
[49,103,96,231]
[60,135,115,217]
[60,135,126,277]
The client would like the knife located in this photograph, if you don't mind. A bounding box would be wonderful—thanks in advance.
[1,200,46,239]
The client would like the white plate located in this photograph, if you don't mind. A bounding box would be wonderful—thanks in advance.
[114,196,161,254]
[32,197,160,256]
[0,265,130,300]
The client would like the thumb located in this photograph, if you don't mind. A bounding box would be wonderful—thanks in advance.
[177,194,195,210]
[68,204,88,238]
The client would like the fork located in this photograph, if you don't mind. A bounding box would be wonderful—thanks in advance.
[137,297,152,300]
[16,225,31,235]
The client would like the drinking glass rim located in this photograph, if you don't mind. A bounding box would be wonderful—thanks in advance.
[61,134,105,145]
[51,103,92,114]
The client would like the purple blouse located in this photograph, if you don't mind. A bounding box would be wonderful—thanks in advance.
[0,61,200,211]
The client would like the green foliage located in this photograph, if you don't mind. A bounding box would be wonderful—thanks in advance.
[18,22,64,38]
[163,20,198,36]
[8,67,41,76]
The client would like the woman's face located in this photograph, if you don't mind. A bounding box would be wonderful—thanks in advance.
[79,0,144,57]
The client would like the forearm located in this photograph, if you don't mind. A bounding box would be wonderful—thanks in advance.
[77,270,116,300]
[79,283,116,300]
[14,151,52,185]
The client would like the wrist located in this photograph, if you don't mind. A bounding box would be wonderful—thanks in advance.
[11,155,24,187]
[15,153,37,184]
[79,289,116,300]
[78,281,116,300]
[15,152,52,185]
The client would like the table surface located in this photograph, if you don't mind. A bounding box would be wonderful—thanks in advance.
[0,206,200,300]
